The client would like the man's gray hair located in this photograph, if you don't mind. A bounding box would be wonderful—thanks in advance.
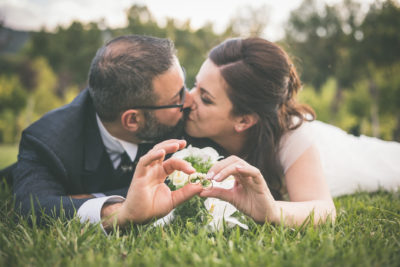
[88,35,176,121]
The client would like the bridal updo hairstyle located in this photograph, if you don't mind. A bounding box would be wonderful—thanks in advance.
[208,37,315,199]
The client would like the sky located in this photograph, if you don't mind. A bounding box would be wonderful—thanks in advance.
[0,0,376,41]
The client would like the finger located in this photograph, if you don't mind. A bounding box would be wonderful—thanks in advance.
[171,183,203,207]
[153,139,186,152]
[163,157,196,175]
[138,149,165,168]
[235,165,265,185]
[199,187,234,203]
[212,163,248,183]
[152,142,182,155]
[206,156,242,179]
[177,139,187,150]
[133,149,165,178]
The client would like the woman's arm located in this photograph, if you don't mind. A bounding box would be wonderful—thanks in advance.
[200,145,336,227]
[274,144,336,226]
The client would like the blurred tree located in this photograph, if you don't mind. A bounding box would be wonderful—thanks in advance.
[284,0,366,89]
[0,55,37,92]
[17,57,62,130]
[373,63,400,140]
[173,22,222,87]
[355,0,400,140]
[0,75,27,114]
[286,0,400,140]
[0,75,27,143]
[225,5,270,37]
[124,4,165,37]
[26,21,103,94]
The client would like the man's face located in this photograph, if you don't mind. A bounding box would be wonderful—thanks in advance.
[136,110,185,142]
[135,57,192,142]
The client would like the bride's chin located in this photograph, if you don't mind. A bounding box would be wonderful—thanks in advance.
[184,123,203,137]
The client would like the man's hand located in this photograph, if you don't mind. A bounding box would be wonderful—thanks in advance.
[101,140,203,229]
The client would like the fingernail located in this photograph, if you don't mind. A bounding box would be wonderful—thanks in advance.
[213,173,220,181]
[206,171,214,180]
[236,165,244,169]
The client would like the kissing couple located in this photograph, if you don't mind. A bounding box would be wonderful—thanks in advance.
[10,35,400,231]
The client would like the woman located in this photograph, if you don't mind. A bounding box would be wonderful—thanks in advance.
[185,37,400,226]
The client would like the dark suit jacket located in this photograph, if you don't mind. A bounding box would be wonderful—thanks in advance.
[13,89,138,221]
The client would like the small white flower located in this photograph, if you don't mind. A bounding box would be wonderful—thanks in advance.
[213,175,235,189]
[169,170,189,188]
[172,145,222,164]
[199,147,221,164]
[171,146,192,160]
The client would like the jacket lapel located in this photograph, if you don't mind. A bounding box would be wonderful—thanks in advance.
[81,102,114,192]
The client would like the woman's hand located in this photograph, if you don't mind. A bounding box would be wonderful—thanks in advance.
[101,140,203,229]
[201,146,337,227]
[200,156,279,223]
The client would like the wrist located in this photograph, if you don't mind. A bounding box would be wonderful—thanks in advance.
[101,202,125,230]
[265,200,280,224]
[261,192,280,224]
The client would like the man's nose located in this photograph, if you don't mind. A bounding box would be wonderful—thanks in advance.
[182,88,194,110]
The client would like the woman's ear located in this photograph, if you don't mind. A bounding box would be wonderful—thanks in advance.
[234,114,259,133]
[120,109,141,131]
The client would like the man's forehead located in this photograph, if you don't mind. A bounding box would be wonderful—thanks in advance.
[152,58,184,101]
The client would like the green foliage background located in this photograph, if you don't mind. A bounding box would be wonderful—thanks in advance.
[0,0,400,145]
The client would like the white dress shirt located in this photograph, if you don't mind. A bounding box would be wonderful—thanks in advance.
[77,114,139,231]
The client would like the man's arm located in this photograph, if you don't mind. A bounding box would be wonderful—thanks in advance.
[13,134,88,223]
[69,187,129,199]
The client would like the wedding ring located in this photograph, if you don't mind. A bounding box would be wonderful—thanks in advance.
[189,173,202,184]
[201,178,213,190]
[189,173,213,190]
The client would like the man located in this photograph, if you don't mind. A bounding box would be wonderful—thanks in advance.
[12,35,202,230]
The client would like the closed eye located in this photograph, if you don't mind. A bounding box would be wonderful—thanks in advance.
[200,88,214,105]
[201,95,213,104]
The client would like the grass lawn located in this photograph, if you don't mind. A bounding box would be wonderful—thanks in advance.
[0,184,399,266]
[0,146,399,266]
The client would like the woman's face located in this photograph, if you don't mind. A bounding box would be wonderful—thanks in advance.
[186,59,238,140]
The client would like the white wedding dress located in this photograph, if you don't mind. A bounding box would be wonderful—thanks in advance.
[279,120,400,197]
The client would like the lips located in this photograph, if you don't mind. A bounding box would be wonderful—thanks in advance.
[186,112,194,121]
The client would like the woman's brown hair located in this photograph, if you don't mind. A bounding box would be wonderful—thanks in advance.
[209,37,315,199]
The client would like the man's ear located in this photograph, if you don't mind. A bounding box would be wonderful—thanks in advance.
[120,109,141,131]
[234,114,259,133]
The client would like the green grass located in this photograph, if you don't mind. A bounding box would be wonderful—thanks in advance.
[0,184,399,267]
[1,147,399,266]
[0,144,18,169]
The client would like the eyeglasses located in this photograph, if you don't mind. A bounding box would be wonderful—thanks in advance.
[130,86,187,112]
[130,67,187,112]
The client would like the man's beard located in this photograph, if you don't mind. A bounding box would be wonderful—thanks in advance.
[135,110,185,143]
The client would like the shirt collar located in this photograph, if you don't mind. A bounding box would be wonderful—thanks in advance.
[96,114,138,162]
